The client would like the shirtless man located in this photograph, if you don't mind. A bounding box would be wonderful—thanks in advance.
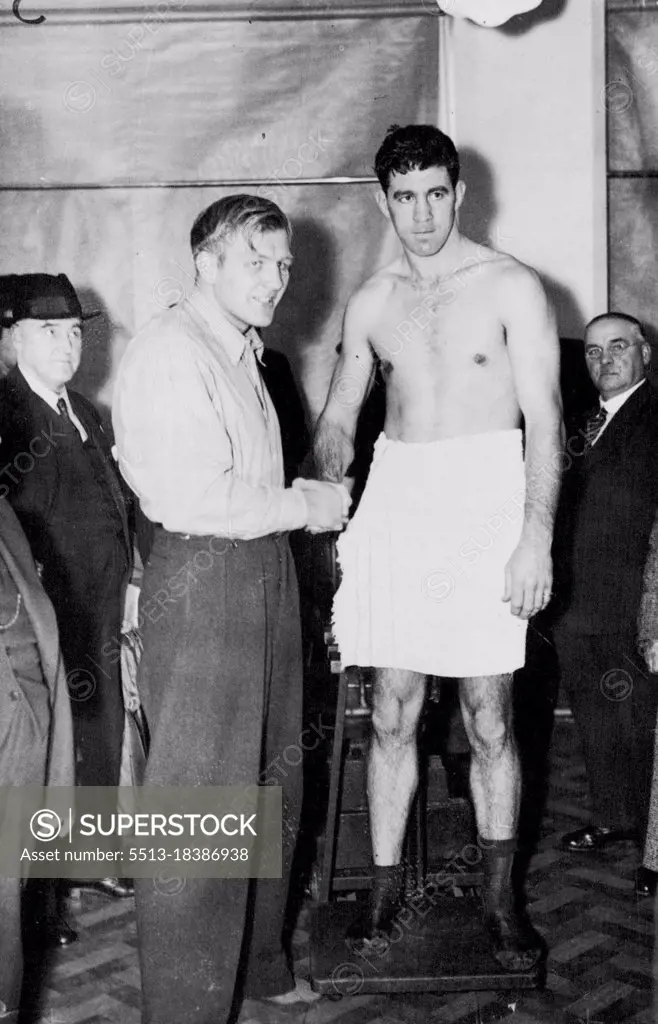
[313,125,563,969]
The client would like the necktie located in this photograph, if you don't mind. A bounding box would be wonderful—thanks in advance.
[57,397,79,437]
[583,406,607,449]
[243,336,268,417]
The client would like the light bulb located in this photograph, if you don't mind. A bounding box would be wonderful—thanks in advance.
[436,0,543,27]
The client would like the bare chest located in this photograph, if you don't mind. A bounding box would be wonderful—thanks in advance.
[371,276,507,381]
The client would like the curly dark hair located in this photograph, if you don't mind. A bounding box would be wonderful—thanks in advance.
[374,124,460,193]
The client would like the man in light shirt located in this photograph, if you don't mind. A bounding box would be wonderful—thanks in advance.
[552,313,658,896]
[112,194,348,1024]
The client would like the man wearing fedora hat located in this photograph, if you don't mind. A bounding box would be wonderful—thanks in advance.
[0,273,134,902]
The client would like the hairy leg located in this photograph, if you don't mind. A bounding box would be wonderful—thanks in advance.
[346,668,425,950]
[369,667,426,865]
[459,673,519,840]
[459,673,543,970]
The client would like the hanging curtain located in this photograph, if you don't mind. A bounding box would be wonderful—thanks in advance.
[0,3,439,416]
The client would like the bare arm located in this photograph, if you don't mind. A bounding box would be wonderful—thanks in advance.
[312,288,376,482]
[502,264,564,618]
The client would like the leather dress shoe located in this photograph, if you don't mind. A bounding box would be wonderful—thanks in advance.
[50,919,78,946]
[561,825,638,852]
[32,918,78,949]
[74,877,134,899]
[264,979,321,1006]
[635,866,658,898]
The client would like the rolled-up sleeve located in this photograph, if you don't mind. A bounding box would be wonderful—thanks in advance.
[112,326,308,539]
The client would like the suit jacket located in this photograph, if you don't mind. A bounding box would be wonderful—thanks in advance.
[640,472,658,869]
[639,514,658,643]
[552,381,658,635]
[0,366,132,573]
[259,349,309,487]
[0,496,73,787]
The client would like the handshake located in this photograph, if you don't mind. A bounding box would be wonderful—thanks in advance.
[292,478,352,534]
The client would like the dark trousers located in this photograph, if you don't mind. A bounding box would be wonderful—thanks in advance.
[49,531,129,787]
[0,659,50,1016]
[554,628,658,838]
[134,530,303,1024]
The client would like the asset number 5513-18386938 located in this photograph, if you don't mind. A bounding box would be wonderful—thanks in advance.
[128,848,250,862]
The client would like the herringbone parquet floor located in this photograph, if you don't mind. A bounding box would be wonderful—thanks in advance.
[20,719,657,1024]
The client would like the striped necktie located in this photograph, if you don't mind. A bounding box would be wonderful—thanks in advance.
[584,406,607,449]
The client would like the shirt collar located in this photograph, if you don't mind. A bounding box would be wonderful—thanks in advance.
[600,377,646,416]
[18,364,72,413]
[189,289,264,367]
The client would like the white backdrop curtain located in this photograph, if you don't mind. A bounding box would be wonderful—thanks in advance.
[0,2,439,417]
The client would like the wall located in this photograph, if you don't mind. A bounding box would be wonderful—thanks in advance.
[607,6,658,357]
[446,0,606,337]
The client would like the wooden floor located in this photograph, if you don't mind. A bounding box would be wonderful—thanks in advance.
[20,719,656,1024]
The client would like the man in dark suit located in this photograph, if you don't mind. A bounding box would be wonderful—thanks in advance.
[553,312,658,895]
[0,274,134,900]
[0,496,74,1021]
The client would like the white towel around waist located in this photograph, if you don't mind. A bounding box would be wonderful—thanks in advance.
[333,429,528,678]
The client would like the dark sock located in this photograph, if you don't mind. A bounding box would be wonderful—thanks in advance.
[346,863,404,949]
[478,836,544,972]
[479,836,517,915]
[370,863,404,931]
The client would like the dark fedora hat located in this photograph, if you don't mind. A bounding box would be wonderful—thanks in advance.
[0,274,101,328]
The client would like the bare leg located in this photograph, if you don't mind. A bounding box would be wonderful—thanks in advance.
[459,673,543,971]
[369,667,426,865]
[347,668,425,950]
[459,674,519,840]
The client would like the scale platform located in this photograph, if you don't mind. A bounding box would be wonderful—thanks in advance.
[309,897,546,996]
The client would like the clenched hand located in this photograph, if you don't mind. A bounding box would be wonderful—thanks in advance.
[293,478,351,534]
[503,535,553,619]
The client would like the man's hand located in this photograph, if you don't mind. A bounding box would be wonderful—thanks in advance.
[640,640,658,675]
[293,478,351,534]
[503,535,553,619]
